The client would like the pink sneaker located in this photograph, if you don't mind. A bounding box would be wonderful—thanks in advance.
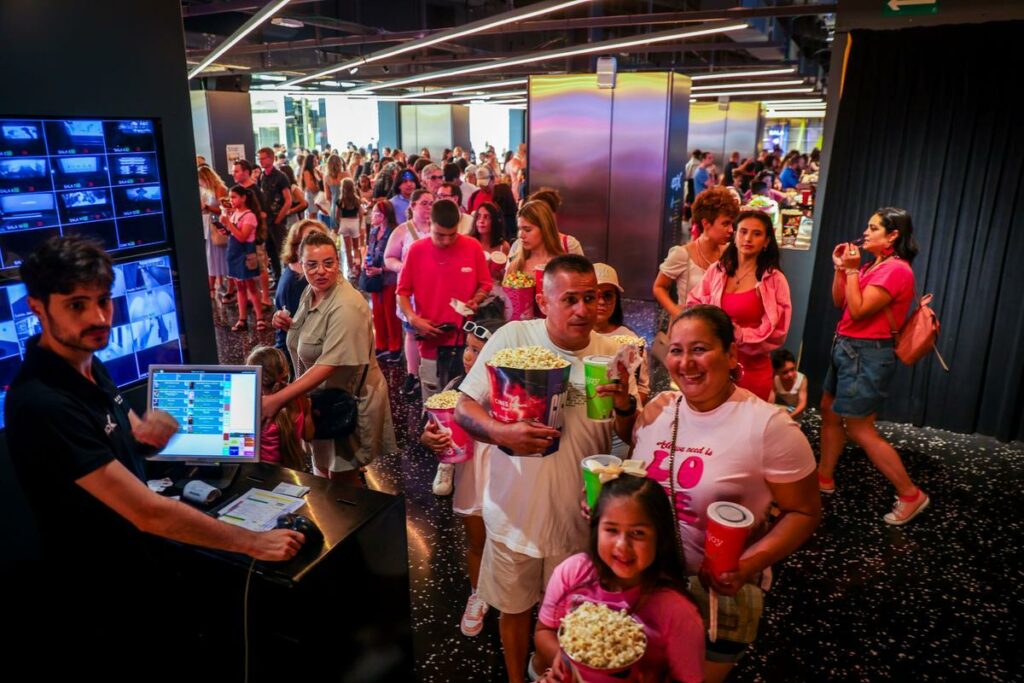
[883,491,930,525]
[460,591,489,637]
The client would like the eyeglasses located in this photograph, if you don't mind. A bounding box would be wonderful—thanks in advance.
[303,259,338,272]
[428,175,444,181]
[463,320,492,341]
[415,200,434,207]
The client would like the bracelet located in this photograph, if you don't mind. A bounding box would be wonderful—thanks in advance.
[844,268,859,276]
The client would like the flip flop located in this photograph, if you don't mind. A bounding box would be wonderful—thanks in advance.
[231,320,248,332]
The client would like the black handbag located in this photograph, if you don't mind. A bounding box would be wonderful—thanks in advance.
[309,365,368,440]
[358,268,384,293]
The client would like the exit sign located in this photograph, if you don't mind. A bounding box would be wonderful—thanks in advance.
[884,0,938,16]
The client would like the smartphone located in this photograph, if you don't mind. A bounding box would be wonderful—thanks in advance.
[436,323,457,333]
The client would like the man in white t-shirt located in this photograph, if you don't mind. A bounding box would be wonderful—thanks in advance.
[455,255,638,683]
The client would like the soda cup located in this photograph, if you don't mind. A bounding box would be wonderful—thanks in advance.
[704,501,755,577]
[583,355,615,420]
[581,454,621,509]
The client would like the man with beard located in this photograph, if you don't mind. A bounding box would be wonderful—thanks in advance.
[454,255,638,683]
[4,236,304,678]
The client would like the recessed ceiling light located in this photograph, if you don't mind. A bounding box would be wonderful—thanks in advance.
[271,17,304,28]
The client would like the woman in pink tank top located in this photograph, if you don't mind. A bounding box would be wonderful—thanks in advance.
[687,210,791,400]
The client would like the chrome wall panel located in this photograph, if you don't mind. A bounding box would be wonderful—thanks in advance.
[528,74,613,265]
[400,104,453,160]
[723,101,760,159]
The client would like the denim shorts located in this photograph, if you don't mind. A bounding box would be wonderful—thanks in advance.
[822,335,896,418]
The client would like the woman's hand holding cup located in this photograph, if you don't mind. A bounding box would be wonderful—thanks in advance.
[272,308,293,330]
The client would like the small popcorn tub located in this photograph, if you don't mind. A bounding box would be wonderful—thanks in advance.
[423,390,473,464]
[558,601,647,678]
[486,346,571,457]
[502,270,536,321]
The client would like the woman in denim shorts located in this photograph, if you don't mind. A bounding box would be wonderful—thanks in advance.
[818,207,930,525]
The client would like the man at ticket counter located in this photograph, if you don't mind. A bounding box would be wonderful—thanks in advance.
[4,236,303,676]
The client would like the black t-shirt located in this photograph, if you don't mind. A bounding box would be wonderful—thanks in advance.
[5,337,149,563]
[257,166,291,226]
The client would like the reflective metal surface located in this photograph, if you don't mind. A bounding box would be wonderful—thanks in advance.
[401,104,457,160]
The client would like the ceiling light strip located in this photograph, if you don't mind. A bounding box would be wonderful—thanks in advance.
[349,21,749,93]
[689,67,795,81]
[692,79,805,92]
[398,78,530,99]
[188,0,293,79]
[285,0,596,87]
[691,87,816,99]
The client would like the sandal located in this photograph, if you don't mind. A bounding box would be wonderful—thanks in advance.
[231,320,248,332]
[256,319,268,333]
[818,474,836,495]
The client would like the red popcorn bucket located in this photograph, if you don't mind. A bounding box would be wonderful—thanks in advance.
[557,602,647,679]
[425,407,473,464]
[534,265,546,318]
[487,363,570,456]
[503,285,536,321]
[704,501,755,577]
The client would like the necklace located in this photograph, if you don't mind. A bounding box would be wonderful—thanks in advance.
[693,237,717,268]
[728,263,757,292]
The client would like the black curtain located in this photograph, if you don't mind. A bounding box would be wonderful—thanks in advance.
[803,21,1024,441]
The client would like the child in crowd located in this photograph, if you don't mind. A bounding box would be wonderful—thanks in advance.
[247,346,314,470]
[771,348,808,420]
[420,316,505,638]
[532,475,705,683]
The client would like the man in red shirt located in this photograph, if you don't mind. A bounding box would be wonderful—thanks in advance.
[398,199,492,401]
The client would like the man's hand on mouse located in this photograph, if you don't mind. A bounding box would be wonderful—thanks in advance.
[251,529,305,561]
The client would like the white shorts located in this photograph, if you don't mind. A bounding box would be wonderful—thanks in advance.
[336,217,362,238]
[476,537,574,615]
[452,443,489,517]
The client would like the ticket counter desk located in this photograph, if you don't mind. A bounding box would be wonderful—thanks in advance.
[154,461,414,681]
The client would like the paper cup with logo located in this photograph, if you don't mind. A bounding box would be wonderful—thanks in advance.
[533,265,547,318]
[704,501,755,577]
[581,454,622,509]
[583,355,615,420]
[424,392,473,464]
[487,354,570,457]
[486,250,508,281]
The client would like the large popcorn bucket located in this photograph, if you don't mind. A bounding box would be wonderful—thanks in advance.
[425,406,473,464]
[503,285,536,321]
[557,602,647,680]
[487,363,571,457]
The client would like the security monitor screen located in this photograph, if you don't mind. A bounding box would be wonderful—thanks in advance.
[0,253,184,429]
[0,117,169,267]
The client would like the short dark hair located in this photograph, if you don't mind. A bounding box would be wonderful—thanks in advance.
[257,147,274,158]
[439,181,463,203]
[874,206,919,263]
[671,305,735,350]
[233,159,253,173]
[298,229,338,257]
[431,199,461,230]
[443,162,461,183]
[20,235,114,303]
[772,348,796,370]
[543,254,594,288]
[751,180,768,194]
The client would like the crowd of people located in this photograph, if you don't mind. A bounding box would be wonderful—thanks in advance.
[136,140,930,681]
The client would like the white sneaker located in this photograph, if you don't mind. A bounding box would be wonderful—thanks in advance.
[460,591,489,636]
[432,462,455,496]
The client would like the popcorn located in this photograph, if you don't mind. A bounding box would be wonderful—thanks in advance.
[487,346,570,370]
[424,390,461,410]
[607,334,646,349]
[502,270,535,288]
[559,602,647,669]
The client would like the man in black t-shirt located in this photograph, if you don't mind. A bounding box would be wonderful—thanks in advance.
[4,236,304,676]
[256,146,292,279]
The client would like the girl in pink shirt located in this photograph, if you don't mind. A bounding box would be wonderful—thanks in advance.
[247,346,313,469]
[533,476,704,683]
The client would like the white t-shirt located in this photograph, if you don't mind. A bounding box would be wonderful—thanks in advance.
[774,371,805,409]
[632,388,815,575]
[659,244,707,303]
[459,319,628,558]
[507,234,585,260]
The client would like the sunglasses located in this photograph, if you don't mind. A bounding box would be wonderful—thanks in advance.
[462,320,492,340]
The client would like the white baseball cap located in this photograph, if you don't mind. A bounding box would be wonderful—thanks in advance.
[593,262,623,292]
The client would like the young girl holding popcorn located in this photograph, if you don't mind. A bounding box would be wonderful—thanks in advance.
[532,474,705,682]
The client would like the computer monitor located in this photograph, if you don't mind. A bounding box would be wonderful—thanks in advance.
[147,365,261,467]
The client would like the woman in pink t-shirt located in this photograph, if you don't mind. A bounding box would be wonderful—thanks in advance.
[687,210,791,400]
[533,475,704,683]
[631,305,819,683]
[819,207,930,525]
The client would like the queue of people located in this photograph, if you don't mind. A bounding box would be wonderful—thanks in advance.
[5,137,931,681]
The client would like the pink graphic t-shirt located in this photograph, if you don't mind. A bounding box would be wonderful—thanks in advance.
[631,389,815,575]
[539,553,704,683]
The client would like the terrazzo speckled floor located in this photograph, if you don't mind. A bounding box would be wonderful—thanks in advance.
[212,294,1024,682]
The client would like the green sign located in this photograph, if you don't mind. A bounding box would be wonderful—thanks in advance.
[884,0,938,16]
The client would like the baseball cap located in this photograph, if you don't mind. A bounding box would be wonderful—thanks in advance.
[593,262,623,292]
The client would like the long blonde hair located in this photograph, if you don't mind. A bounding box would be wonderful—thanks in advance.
[246,346,306,471]
[197,165,227,194]
[327,153,343,179]
[509,200,564,273]
[339,177,359,210]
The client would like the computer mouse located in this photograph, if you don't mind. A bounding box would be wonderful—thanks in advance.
[275,513,324,547]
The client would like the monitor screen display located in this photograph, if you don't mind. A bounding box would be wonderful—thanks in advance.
[147,366,261,463]
[0,117,169,268]
[0,252,184,429]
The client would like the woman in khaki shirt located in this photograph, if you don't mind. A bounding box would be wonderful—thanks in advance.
[267,231,396,485]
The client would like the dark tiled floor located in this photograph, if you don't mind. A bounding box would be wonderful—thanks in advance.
[211,295,1024,682]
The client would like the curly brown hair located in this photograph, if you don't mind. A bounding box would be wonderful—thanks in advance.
[691,186,740,235]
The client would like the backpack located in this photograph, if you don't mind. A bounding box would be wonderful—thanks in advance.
[885,293,949,371]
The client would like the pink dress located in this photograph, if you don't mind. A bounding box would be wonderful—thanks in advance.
[722,289,774,400]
